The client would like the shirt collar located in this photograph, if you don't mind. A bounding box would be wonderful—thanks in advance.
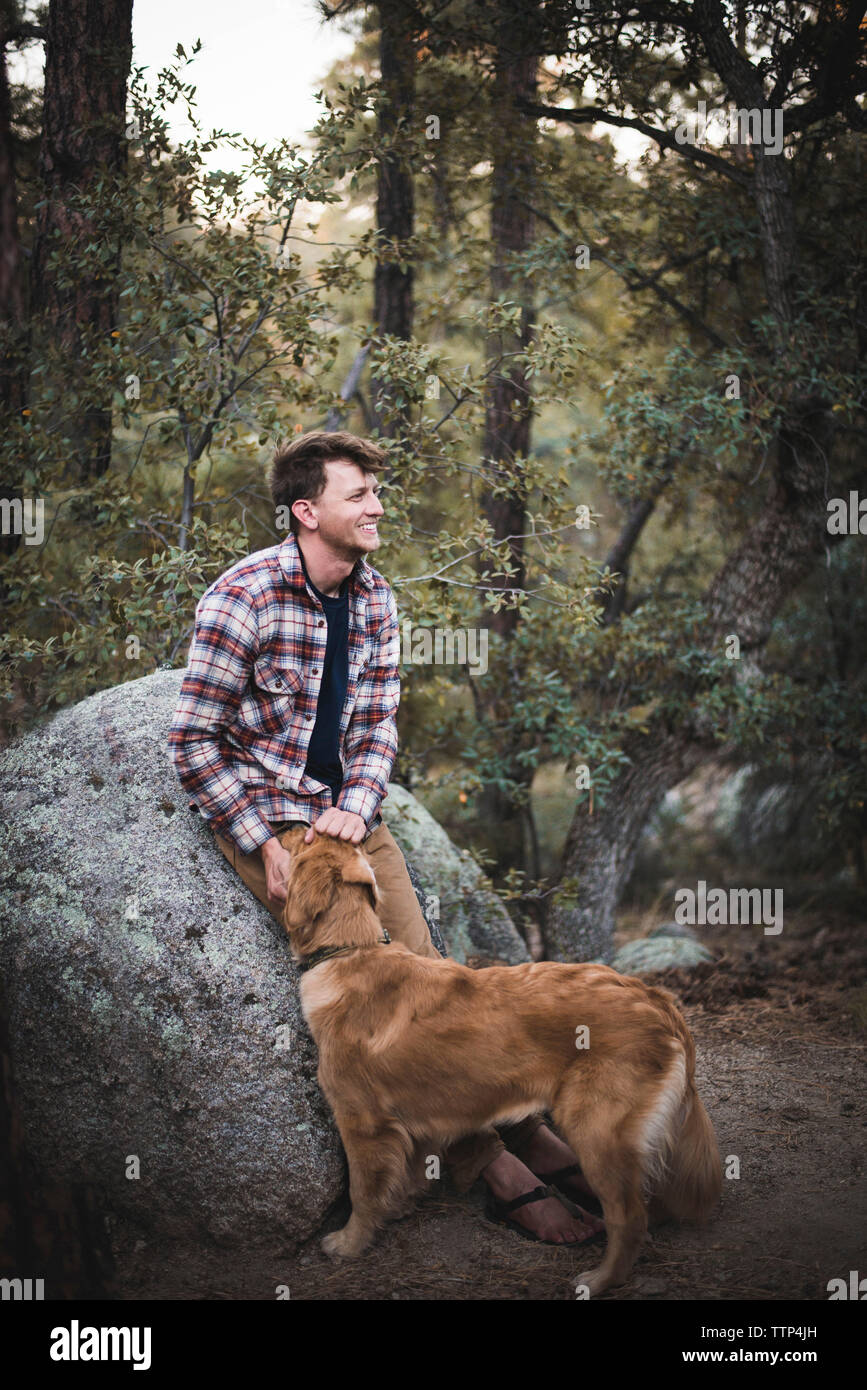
[277,530,374,595]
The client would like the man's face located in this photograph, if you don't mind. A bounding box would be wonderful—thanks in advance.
[300,459,384,557]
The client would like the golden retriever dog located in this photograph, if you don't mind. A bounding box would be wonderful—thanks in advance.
[280,828,722,1295]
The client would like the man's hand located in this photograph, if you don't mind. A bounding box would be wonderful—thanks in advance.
[305,809,367,844]
[261,835,294,905]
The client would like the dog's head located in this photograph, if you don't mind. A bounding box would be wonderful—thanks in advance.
[279,828,380,952]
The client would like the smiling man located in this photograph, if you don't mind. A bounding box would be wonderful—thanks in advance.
[168,429,603,1246]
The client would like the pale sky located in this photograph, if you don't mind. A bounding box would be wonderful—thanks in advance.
[10,0,358,154]
[8,1,647,168]
[132,0,358,151]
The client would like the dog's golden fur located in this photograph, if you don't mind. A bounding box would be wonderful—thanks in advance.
[281,828,722,1295]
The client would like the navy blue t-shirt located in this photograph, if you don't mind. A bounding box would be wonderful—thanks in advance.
[299,551,349,804]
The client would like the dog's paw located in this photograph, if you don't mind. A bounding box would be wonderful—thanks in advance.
[321,1228,365,1260]
[575,1266,608,1298]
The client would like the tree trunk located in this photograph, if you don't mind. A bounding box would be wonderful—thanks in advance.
[479,2,537,638]
[0,17,26,566]
[548,736,709,962]
[29,0,132,482]
[372,0,415,439]
[473,0,539,874]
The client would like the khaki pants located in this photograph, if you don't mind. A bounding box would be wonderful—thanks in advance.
[214,818,545,1190]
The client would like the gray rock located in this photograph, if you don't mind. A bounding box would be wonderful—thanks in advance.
[380,783,529,965]
[612,936,715,975]
[404,857,448,958]
[648,922,701,943]
[0,667,524,1250]
[0,668,338,1250]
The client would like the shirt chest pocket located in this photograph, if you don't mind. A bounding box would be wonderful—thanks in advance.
[238,659,303,733]
[352,643,374,684]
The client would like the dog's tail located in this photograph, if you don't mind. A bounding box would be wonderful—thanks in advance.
[640,992,722,1223]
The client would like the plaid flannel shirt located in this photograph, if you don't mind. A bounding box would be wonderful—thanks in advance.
[168,532,400,854]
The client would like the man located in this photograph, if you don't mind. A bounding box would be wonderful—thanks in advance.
[169,429,603,1245]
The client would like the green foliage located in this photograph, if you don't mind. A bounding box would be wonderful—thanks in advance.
[2,4,865,898]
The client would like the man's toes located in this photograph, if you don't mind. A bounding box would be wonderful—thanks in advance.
[568,1214,604,1244]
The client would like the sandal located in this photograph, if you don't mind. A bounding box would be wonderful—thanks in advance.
[534,1163,605,1218]
[484,1183,604,1246]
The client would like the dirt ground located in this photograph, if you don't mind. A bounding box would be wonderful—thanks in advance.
[112,897,867,1301]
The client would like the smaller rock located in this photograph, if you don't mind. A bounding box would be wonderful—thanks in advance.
[648,922,701,943]
[612,937,715,975]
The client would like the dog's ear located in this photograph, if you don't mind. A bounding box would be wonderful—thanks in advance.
[282,855,338,931]
[279,825,309,853]
[341,851,379,910]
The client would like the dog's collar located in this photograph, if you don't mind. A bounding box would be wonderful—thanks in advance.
[296,930,391,974]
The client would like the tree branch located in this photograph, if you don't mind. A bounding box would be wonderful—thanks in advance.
[324,342,370,429]
[518,99,751,187]
[521,199,728,350]
[593,458,676,625]
[2,23,46,47]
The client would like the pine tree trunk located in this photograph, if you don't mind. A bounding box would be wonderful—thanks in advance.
[473,0,539,874]
[0,19,25,565]
[372,0,414,439]
[29,0,132,482]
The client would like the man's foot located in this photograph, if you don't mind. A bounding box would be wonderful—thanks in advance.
[481,1150,605,1245]
[516,1123,601,1206]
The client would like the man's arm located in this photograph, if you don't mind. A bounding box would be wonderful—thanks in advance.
[168,584,275,856]
[333,585,401,829]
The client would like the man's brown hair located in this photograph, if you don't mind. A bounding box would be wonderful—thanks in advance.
[271,431,386,535]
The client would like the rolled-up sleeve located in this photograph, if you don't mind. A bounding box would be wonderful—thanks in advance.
[336,588,400,826]
[168,586,275,854]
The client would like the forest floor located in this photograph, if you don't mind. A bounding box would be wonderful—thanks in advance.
[113,894,867,1301]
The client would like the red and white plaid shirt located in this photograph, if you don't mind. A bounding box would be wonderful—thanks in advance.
[168,532,400,854]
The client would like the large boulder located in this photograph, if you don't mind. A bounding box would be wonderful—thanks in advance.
[0,667,525,1250]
